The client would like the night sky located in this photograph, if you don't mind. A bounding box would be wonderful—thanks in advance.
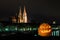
[0,0,60,23]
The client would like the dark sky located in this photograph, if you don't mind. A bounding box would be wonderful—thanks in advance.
[0,0,60,23]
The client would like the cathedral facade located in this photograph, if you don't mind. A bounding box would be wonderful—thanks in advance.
[18,6,28,23]
[12,6,28,23]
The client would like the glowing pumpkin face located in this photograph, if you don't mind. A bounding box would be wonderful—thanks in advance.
[38,23,52,37]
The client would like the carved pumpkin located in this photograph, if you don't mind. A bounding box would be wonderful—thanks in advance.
[38,23,52,37]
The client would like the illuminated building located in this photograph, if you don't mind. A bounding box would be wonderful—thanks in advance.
[11,6,28,23]
[11,16,16,23]
[18,6,28,23]
[18,7,23,23]
[23,6,28,23]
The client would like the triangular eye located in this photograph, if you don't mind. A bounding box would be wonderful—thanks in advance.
[39,23,51,29]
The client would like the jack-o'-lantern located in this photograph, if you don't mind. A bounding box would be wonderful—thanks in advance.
[38,23,52,37]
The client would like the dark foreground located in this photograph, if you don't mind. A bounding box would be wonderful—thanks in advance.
[0,32,60,40]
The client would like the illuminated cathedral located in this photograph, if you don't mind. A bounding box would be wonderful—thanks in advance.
[11,6,28,23]
[18,6,28,23]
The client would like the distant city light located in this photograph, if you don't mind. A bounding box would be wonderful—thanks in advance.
[53,21,56,24]
[15,27,17,31]
[33,28,37,30]
[5,28,9,31]
[34,34,37,36]
[52,31,59,36]
[19,28,23,31]
[0,28,2,32]
[23,28,25,31]
[29,27,32,31]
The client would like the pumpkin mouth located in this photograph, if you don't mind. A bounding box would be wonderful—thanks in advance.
[39,28,52,33]
[40,30,51,33]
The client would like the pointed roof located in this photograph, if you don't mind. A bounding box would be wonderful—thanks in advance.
[18,7,22,17]
[23,6,27,16]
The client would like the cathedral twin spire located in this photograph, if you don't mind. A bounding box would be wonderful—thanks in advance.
[18,6,28,23]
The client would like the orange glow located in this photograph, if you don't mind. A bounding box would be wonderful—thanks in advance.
[12,16,16,23]
[38,23,52,37]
